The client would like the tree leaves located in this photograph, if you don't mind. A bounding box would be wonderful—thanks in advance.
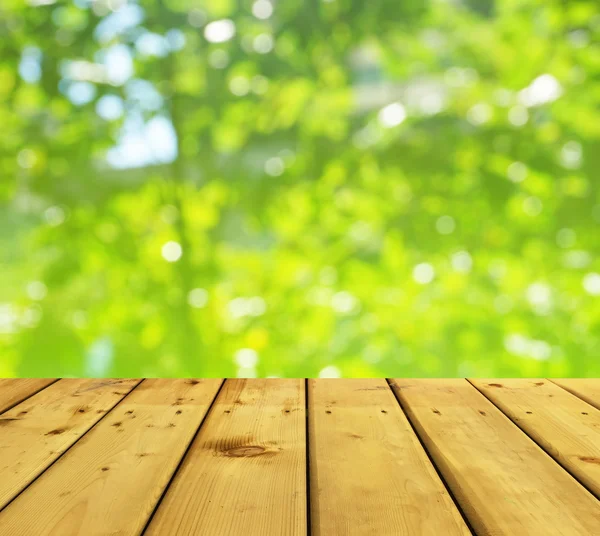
[1,0,599,378]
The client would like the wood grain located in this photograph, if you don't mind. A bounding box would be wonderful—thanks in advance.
[0,379,56,414]
[0,379,222,536]
[470,378,600,499]
[0,378,140,510]
[551,379,600,410]
[145,379,307,536]
[308,379,470,536]
[390,378,600,536]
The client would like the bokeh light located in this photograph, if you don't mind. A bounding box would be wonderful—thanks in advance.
[1,0,600,378]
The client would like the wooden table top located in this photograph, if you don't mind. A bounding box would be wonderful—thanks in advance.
[0,378,599,535]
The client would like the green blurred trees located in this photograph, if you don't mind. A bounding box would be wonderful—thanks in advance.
[0,0,599,377]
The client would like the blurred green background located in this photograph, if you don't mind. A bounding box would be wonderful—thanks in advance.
[1,0,599,378]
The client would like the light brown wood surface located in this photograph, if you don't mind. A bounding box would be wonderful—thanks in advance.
[1,378,599,535]
[0,378,140,509]
[0,379,222,536]
[390,378,600,536]
[308,379,470,535]
[471,378,600,499]
[0,379,56,414]
[145,379,307,536]
[551,379,600,410]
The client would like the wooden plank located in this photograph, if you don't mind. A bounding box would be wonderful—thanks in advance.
[145,379,306,536]
[0,379,56,414]
[389,378,600,536]
[0,378,222,536]
[0,378,140,510]
[551,379,600,410]
[470,379,600,499]
[308,379,470,536]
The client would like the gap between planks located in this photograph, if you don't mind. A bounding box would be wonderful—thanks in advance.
[304,379,312,536]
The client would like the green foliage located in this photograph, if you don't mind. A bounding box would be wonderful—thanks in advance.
[1,0,599,378]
